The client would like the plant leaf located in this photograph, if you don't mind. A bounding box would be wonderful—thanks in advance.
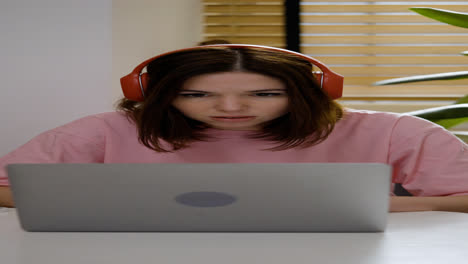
[410,7,468,28]
[455,95,468,104]
[373,71,468,85]
[404,104,468,122]
[434,117,468,129]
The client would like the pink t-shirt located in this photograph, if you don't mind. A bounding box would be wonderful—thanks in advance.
[1,109,467,196]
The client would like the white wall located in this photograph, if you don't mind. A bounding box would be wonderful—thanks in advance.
[0,0,203,156]
[112,0,203,102]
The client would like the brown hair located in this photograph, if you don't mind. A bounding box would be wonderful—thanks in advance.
[116,46,344,152]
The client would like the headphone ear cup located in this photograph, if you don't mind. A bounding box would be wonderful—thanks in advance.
[321,73,343,100]
[120,73,142,102]
[312,72,343,100]
[120,72,150,102]
[140,73,149,96]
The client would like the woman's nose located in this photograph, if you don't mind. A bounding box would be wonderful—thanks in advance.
[215,96,247,111]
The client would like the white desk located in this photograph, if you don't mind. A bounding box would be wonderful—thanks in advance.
[1,208,468,264]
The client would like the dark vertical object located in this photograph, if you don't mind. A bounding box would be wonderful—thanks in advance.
[394,183,413,196]
[284,0,301,52]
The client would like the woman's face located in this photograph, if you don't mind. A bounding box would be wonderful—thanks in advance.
[171,72,289,131]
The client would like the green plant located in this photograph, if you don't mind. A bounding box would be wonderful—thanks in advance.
[373,7,468,142]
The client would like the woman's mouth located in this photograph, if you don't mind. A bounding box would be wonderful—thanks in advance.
[211,116,255,122]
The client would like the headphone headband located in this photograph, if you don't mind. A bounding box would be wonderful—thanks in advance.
[120,44,343,101]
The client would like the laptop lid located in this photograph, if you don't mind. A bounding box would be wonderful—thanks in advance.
[7,163,391,232]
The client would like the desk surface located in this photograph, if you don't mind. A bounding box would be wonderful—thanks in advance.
[1,208,468,264]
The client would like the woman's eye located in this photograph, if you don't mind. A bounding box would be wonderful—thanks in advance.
[178,93,284,98]
[179,93,207,98]
[254,93,283,97]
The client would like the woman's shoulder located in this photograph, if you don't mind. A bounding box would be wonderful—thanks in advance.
[56,111,133,130]
[338,108,453,139]
[339,108,405,128]
[341,108,435,126]
[43,111,136,141]
[341,108,462,145]
[74,111,131,124]
[342,108,402,119]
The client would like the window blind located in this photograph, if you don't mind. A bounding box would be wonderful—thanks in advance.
[300,0,468,111]
[202,0,468,113]
[202,0,286,47]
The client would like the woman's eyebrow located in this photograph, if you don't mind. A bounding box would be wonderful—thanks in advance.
[250,89,286,92]
[179,90,209,93]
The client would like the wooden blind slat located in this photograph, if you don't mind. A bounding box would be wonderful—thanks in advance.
[301,35,468,44]
[301,25,468,34]
[205,25,284,34]
[203,36,284,46]
[205,0,467,3]
[312,56,468,65]
[204,0,281,3]
[302,46,468,55]
[301,15,453,23]
[207,25,468,35]
[298,0,466,2]
[205,5,282,13]
[301,5,468,13]
[205,15,283,24]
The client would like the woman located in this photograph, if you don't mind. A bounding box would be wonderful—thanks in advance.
[1,44,468,211]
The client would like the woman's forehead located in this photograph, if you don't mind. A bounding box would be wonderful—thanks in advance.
[181,72,286,91]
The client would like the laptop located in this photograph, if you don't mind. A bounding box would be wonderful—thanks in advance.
[7,163,391,232]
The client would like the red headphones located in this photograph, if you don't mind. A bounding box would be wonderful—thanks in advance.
[120,44,344,102]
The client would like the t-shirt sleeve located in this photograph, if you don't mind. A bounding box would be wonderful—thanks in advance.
[0,116,106,186]
[388,115,468,196]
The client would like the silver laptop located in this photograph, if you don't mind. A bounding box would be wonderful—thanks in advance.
[7,163,391,232]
